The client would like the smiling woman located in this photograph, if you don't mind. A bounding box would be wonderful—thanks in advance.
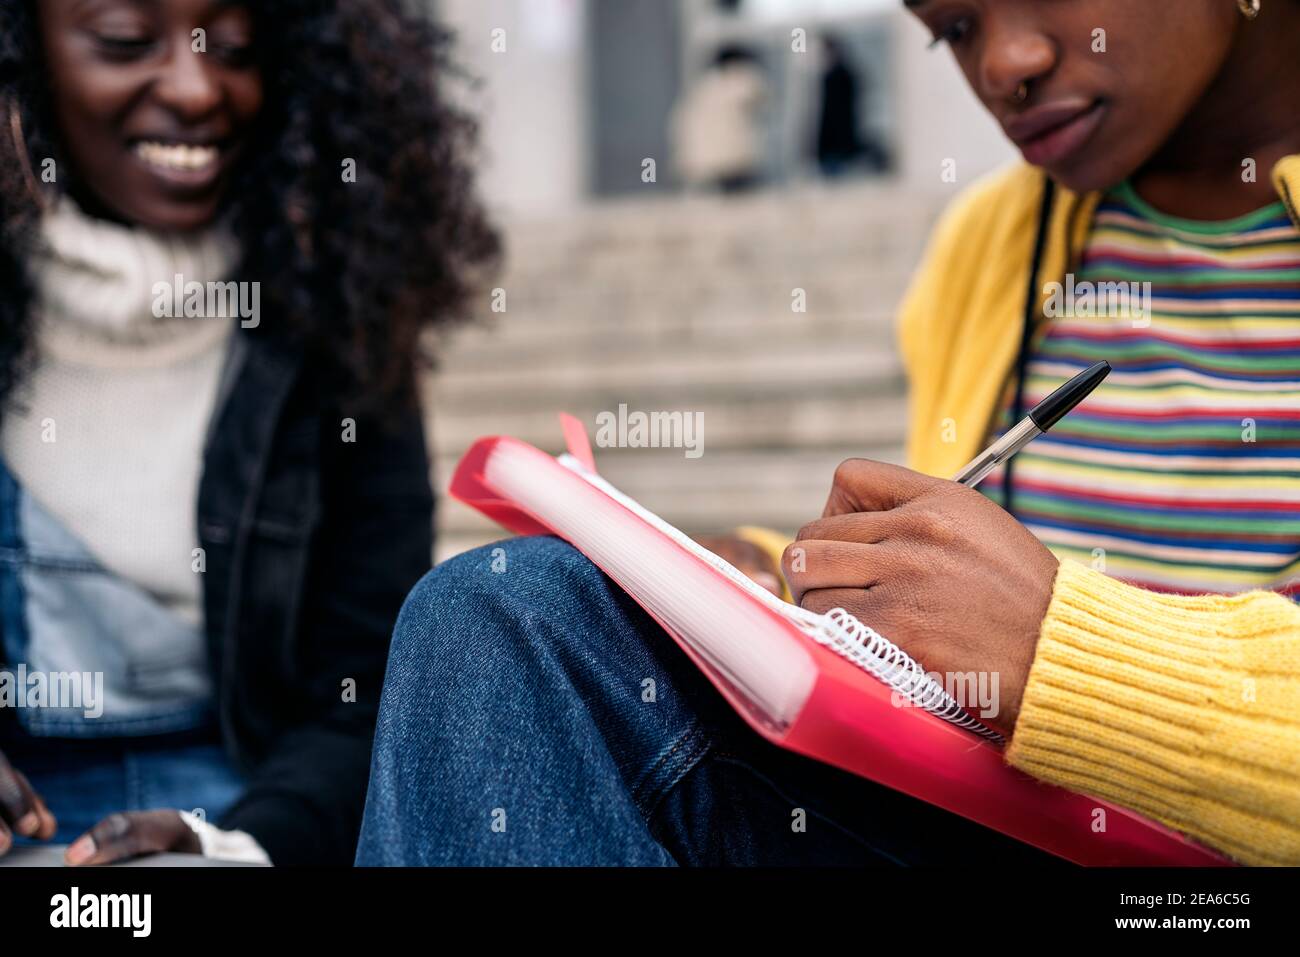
[0,0,499,866]
[1,0,500,411]
[37,0,263,230]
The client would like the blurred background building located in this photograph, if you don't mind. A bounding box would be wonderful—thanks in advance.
[426,0,1017,558]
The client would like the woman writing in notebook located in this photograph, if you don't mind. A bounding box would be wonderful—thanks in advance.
[0,0,496,864]
[359,0,1300,865]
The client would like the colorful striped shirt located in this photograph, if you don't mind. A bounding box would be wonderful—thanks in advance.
[982,181,1300,597]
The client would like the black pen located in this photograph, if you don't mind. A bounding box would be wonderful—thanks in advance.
[953,360,1111,488]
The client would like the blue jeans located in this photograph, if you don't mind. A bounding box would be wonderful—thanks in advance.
[0,723,245,844]
[356,536,1057,866]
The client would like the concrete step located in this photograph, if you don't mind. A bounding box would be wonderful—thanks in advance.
[495,243,930,283]
[432,310,901,366]
[495,218,938,292]
[431,403,909,486]
[429,341,901,409]
[426,379,904,457]
[476,265,916,303]
[499,180,946,253]
[423,181,942,561]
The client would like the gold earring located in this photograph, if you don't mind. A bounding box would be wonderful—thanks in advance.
[1238,0,1261,19]
[1013,82,1030,104]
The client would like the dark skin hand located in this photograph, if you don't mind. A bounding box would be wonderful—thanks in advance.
[64,811,200,866]
[0,753,59,855]
[783,460,1059,735]
[0,743,203,864]
[0,0,265,865]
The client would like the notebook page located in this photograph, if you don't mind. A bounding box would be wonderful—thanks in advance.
[555,455,1003,743]
[486,443,819,728]
[554,456,815,618]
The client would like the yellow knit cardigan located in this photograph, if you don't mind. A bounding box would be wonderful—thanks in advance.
[749,158,1300,865]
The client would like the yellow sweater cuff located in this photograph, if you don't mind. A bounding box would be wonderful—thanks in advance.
[1006,559,1300,865]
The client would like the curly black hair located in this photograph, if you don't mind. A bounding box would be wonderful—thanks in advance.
[0,0,500,413]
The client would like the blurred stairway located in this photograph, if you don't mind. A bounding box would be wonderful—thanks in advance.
[424,178,949,560]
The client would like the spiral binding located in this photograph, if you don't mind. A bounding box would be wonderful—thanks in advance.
[798,607,1005,744]
[558,454,1005,744]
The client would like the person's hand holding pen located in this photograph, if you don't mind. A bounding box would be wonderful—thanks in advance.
[784,460,1058,734]
[782,362,1109,735]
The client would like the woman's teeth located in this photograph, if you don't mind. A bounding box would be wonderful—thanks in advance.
[134,141,219,171]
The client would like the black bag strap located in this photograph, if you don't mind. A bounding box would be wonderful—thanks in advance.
[1004,175,1057,516]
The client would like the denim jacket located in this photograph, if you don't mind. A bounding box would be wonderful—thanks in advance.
[0,326,435,865]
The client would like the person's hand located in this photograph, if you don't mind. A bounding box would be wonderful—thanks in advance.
[781,459,1060,735]
[65,810,201,866]
[0,750,58,856]
[694,534,784,597]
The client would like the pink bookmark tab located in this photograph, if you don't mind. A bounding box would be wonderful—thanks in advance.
[559,413,597,473]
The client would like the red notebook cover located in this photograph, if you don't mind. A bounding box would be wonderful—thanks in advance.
[450,416,1230,867]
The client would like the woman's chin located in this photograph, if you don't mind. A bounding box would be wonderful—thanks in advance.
[66,179,226,234]
[128,200,224,234]
[1037,156,1134,196]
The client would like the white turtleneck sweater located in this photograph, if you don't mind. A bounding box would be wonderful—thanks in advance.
[1,197,270,864]
[1,197,240,628]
